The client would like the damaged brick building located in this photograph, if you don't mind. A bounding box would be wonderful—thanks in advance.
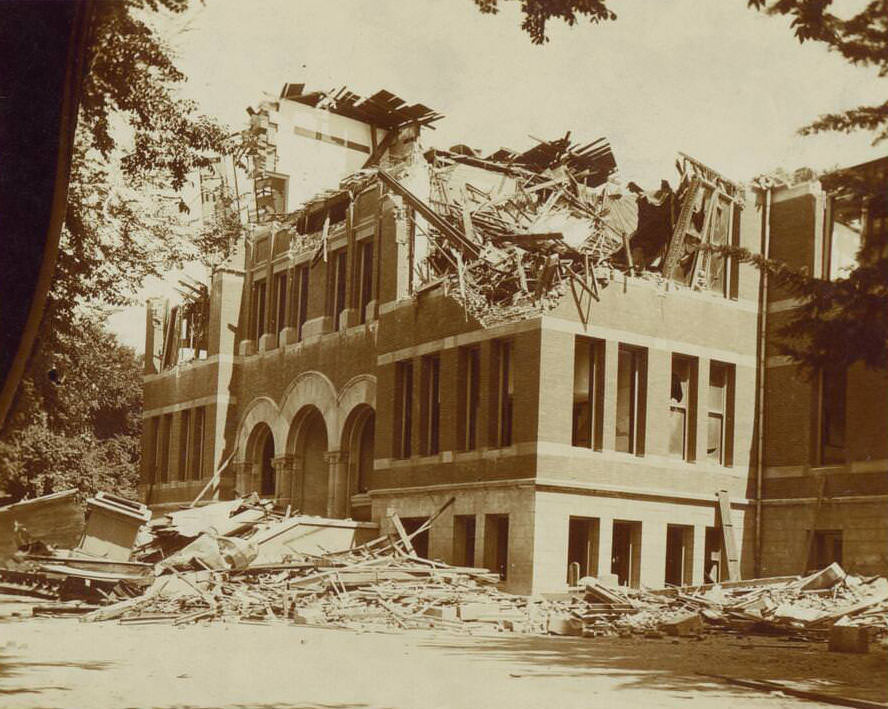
[141,84,888,593]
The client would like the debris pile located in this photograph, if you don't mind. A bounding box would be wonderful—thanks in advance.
[1,491,886,644]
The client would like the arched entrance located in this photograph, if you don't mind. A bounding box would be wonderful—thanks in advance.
[290,406,328,516]
[342,405,375,496]
[245,422,275,497]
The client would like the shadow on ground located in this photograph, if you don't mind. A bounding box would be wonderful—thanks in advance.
[129,705,386,709]
[417,633,888,704]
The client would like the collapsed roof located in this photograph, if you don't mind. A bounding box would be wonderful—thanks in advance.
[248,84,745,328]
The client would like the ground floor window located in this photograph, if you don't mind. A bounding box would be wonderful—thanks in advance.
[452,515,476,567]
[811,529,843,570]
[484,514,509,580]
[567,516,600,583]
[611,520,642,587]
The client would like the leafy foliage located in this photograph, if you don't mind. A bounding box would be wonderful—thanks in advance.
[0,316,142,500]
[1,0,229,502]
[472,0,615,44]
[707,242,888,372]
[748,0,888,142]
[475,0,888,371]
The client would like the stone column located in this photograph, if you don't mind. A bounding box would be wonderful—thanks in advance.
[290,456,304,512]
[324,450,348,518]
[597,517,614,579]
[234,461,251,496]
[272,455,293,506]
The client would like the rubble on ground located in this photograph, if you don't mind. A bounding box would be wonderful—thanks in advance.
[1,491,886,645]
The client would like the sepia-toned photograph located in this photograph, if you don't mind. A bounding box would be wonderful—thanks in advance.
[0,1,886,707]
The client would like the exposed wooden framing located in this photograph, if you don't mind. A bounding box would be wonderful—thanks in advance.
[378,169,480,258]
[663,176,702,281]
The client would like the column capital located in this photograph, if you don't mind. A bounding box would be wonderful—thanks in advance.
[324,450,347,464]
[272,455,293,469]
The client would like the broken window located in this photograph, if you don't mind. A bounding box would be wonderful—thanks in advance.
[615,345,646,455]
[826,196,865,280]
[289,265,310,340]
[394,360,413,459]
[251,278,267,341]
[327,249,348,329]
[573,338,604,449]
[495,341,514,447]
[669,355,697,461]
[704,526,722,583]
[420,354,441,456]
[708,362,734,465]
[358,240,374,323]
[271,270,287,334]
[459,346,481,451]
[820,367,847,464]
[484,514,510,580]
[453,515,477,567]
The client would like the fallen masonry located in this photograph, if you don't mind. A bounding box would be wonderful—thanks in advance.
[1,492,887,648]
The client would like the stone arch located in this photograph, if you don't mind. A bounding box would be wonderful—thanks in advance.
[234,396,284,462]
[244,422,276,496]
[287,405,329,516]
[340,403,375,502]
[280,371,339,446]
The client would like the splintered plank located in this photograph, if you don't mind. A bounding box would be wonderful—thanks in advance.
[389,513,416,556]
[716,489,741,582]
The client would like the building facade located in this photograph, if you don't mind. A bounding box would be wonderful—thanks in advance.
[141,86,887,593]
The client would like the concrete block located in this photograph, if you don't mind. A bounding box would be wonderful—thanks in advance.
[423,606,457,621]
[458,603,501,621]
[293,607,326,625]
[660,611,704,637]
[829,624,869,654]
[548,613,583,636]
[279,327,300,346]
[258,333,278,352]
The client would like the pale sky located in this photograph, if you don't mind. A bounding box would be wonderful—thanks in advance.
[108,0,887,351]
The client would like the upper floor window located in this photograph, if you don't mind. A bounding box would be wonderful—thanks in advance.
[327,249,348,329]
[459,346,481,451]
[615,345,647,455]
[271,270,287,335]
[669,355,697,461]
[494,340,514,447]
[394,360,414,459]
[289,265,310,341]
[708,362,734,466]
[572,337,604,449]
[823,162,887,280]
[420,355,441,456]
[358,240,374,323]
[251,279,267,341]
[820,367,847,464]
[157,413,172,482]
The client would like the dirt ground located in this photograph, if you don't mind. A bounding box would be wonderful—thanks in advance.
[1,597,885,709]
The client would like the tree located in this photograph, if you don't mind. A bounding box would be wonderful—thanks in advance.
[1,0,231,501]
[0,315,143,501]
[475,0,888,372]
